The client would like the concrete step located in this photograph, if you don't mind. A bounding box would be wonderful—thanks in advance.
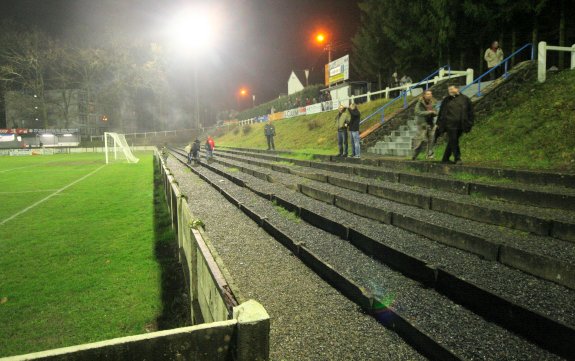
[392,130,417,137]
[386,136,413,143]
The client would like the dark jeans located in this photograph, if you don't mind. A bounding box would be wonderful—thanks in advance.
[266,135,275,150]
[337,129,348,156]
[489,66,503,81]
[442,128,462,162]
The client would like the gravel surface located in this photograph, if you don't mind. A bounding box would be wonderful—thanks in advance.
[217,149,575,225]
[212,151,575,265]
[203,153,575,327]
[222,148,575,197]
[169,153,564,361]
[165,156,426,361]
[224,146,575,202]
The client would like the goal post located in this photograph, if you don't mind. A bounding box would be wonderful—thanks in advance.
[104,132,139,164]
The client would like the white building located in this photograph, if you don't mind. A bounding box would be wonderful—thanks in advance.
[287,71,305,95]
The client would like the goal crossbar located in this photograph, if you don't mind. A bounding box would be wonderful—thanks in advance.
[104,132,139,164]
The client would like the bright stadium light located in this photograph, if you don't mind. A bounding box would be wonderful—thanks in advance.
[166,5,219,56]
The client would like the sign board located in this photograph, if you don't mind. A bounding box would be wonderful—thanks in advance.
[306,103,323,115]
[325,55,349,86]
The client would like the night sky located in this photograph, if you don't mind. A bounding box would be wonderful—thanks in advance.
[0,0,361,108]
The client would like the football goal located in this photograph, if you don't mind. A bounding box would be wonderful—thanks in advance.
[104,132,139,164]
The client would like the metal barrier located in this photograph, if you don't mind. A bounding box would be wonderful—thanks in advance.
[359,65,470,126]
[461,43,534,97]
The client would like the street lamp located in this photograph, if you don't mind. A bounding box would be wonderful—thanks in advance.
[237,88,248,109]
[315,32,332,63]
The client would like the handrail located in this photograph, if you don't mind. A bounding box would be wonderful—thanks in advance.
[359,65,451,125]
[460,43,534,97]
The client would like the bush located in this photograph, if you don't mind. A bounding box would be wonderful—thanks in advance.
[242,125,253,135]
[307,119,320,131]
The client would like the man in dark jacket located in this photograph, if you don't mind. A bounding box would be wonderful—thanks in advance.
[264,120,276,150]
[190,139,201,164]
[437,85,474,164]
[347,103,361,158]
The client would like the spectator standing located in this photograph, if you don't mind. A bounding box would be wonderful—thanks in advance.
[191,139,201,164]
[264,120,276,150]
[436,85,474,165]
[412,90,438,160]
[205,136,215,160]
[484,41,504,80]
[400,74,413,86]
[347,103,361,158]
[335,105,350,157]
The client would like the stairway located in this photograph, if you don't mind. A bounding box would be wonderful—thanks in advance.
[368,119,418,157]
[364,61,535,158]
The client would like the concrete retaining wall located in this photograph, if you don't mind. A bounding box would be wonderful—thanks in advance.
[2,300,269,361]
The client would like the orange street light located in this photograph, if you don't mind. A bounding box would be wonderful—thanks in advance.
[316,33,326,44]
[240,88,247,96]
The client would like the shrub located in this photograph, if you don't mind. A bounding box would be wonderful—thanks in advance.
[242,125,253,135]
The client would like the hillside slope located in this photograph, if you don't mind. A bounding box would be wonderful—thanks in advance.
[458,69,575,171]
[213,98,401,155]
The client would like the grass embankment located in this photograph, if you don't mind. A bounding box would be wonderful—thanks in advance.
[214,97,407,155]
[214,70,575,172]
[458,70,575,171]
[0,153,164,357]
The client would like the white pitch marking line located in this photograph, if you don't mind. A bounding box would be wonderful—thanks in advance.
[0,159,62,173]
[0,165,106,226]
[0,190,59,194]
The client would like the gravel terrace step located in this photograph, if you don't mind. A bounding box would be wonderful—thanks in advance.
[215,148,575,242]
[210,151,575,284]
[201,151,575,321]
[221,147,575,210]
[164,156,426,361]
[222,146,575,190]
[168,150,564,360]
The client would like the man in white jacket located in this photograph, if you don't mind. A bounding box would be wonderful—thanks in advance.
[484,41,504,80]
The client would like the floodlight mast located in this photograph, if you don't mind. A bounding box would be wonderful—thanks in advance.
[166,6,219,130]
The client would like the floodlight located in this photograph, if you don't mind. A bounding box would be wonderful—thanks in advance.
[166,5,219,56]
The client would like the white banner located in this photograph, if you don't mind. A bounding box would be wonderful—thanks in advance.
[284,108,299,118]
[306,103,323,115]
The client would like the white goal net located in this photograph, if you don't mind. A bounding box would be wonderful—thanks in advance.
[104,132,139,164]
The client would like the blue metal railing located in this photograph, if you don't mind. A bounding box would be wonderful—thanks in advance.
[460,43,534,97]
[359,65,451,126]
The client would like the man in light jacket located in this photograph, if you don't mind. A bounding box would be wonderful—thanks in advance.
[412,90,438,160]
[335,105,350,157]
[484,41,504,80]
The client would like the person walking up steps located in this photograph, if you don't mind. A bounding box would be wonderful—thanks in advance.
[437,85,474,165]
[348,103,361,158]
[335,105,350,157]
[412,90,438,160]
[264,120,276,150]
[484,41,504,80]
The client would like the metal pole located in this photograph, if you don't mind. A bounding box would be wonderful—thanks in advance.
[104,132,108,164]
[194,67,200,129]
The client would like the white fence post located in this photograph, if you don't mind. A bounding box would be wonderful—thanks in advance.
[466,69,474,85]
[538,41,547,83]
[571,44,575,70]
[385,87,390,98]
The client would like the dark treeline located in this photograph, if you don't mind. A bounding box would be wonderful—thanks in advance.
[0,20,191,131]
[352,0,575,88]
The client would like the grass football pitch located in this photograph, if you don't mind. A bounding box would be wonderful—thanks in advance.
[0,152,163,357]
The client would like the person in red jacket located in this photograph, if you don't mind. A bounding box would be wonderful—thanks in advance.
[205,136,215,159]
